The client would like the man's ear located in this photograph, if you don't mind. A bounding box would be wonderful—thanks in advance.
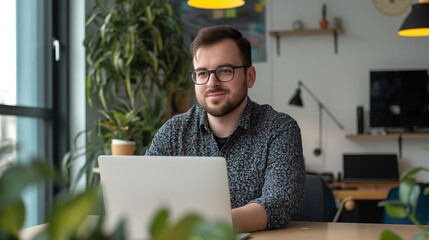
[247,66,256,88]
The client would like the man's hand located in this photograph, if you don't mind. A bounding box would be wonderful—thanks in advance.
[231,203,268,232]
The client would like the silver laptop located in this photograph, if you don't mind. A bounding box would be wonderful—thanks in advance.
[98,155,234,240]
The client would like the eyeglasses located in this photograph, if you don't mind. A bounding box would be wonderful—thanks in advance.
[189,65,249,85]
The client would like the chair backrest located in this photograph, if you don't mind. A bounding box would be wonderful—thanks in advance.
[292,174,329,222]
[382,184,429,224]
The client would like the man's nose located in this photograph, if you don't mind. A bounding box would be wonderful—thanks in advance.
[206,72,219,88]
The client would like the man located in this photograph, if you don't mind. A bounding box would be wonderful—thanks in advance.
[146,25,305,232]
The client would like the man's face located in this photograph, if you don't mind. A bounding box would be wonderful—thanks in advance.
[193,39,254,117]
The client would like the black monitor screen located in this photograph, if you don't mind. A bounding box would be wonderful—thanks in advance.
[370,69,429,130]
[343,154,399,182]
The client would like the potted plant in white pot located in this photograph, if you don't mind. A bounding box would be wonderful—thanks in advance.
[98,105,148,155]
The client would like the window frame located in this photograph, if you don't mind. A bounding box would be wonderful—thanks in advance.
[0,0,69,225]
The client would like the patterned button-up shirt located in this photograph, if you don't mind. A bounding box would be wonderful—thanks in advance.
[146,98,305,229]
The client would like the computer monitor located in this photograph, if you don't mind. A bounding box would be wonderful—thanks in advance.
[343,154,399,182]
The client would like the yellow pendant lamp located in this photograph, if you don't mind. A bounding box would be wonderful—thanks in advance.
[187,0,245,9]
[398,0,429,36]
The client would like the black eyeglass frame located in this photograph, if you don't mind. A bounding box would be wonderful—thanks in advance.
[189,64,250,85]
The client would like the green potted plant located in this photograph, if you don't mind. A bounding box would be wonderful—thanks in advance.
[320,3,328,29]
[378,167,429,240]
[98,105,151,156]
[63,0,192,189]
[85,0,192,149]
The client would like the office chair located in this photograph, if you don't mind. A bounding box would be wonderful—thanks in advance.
[382,184,429,224]
[292,174,330,222]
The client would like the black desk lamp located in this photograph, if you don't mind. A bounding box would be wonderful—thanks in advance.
[289,80,344,156]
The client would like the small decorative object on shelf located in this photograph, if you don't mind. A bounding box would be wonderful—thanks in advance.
[293,20,304,30]
[334,17,343,29]
[320,3,328,29]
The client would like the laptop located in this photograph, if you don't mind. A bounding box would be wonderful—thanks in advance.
[98,155,237,239]
[342,154,399,182]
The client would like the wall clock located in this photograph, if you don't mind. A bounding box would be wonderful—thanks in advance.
[372,0,413,16]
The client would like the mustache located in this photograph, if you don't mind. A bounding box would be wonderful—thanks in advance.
[204,88,229,96]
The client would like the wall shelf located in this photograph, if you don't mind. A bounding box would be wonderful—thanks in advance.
[345,133,429,157]
[269,28,344,56]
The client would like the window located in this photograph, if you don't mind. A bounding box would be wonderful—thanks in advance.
[0,0,68,227]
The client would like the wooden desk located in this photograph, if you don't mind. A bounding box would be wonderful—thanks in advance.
[20,220,422,240]
[330,182,399,200]
[251,221,422,240]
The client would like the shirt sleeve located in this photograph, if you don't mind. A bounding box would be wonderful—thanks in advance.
[249,119,305,229]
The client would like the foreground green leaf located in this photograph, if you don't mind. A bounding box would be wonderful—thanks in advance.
[385,205,407,219]
[399,178,417,204]
[47,187,99,240]
[411,232,426,240]
[400,167,429,181]
[0,160,57,203]
[0,160,56,238]
[0,199,25,237]
[380,229,402,240]
[150,209,169,237]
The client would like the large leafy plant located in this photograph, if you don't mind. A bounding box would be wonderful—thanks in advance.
[85,0,191,115]
[378,167,429,240]
[63,0,192,189]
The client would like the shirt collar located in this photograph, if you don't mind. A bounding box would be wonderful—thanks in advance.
[198,97,254,132]
[238,97,253,130]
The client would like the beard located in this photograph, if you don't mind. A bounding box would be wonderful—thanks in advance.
[197,82,248,117]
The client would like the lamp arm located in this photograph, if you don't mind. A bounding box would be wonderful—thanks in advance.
[319,102,344,130]
[299,80,344,130]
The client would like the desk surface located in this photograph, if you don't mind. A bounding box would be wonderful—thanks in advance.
[20,219,422,240]
[251,221,421,240]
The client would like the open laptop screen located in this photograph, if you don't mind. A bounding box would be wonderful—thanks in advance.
[343,154,399,182]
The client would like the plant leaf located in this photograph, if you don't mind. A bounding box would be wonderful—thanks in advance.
[411,233,426,240]
[169,214,201,240]
[86,75,93,108]
[85,13,98,26]
[190,219,237,240]
[409,184,421,209]
[150,209,169,237]
[377,200,407,208]
[0,199,25,237]
[380,229,403,240]
[47,187,99,240]
[0,160,57,202]
[385,205,407,218]
[399,178,417,204]
[146,6,152,26]
[400,167,429,181]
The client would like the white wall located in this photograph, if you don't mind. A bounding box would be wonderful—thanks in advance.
[249,0,429,181]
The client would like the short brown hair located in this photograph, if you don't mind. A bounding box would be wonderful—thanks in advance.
[190,25,252,67]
